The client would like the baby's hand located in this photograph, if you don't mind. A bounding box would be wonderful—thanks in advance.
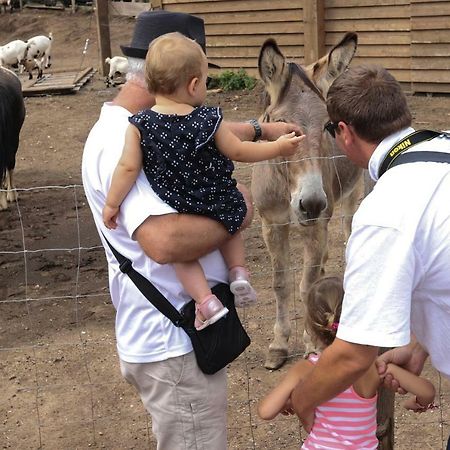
[276,131,305,157]
[103,204,120,230]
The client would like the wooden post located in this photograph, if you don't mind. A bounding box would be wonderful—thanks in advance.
[303,0,325,63]
[363,172,395,450]
[95,0,112,77]
[377,386,395,450]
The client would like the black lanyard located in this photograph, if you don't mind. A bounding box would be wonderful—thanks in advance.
[378,130,441,178]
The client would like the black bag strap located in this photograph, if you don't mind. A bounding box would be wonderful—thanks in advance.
[378,130,442,178]
[101,233,186,328]
[389,150,450,170]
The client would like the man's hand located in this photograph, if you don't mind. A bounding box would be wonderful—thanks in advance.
[261,122,303,141]
[290,387,315,433]
[376,342,428,394]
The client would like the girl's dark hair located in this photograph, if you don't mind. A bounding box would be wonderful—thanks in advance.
[305,276,344,349]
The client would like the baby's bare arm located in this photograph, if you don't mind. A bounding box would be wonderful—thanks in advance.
[105,125,143,209]
[215,122,303,162]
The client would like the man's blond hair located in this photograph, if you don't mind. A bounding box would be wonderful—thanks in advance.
[145,32,206,95]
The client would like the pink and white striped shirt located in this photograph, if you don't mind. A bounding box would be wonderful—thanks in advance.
[301,353,378,450]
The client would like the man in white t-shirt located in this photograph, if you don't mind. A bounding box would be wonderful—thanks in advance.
[290,65,450,445]
[82,10,301,450]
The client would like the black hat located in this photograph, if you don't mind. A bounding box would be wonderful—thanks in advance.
[121,10,219,68]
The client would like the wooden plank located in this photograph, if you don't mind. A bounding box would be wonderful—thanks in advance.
[304,0,325,64]
[412,82,450,94]
[110,1,149,16]
[24,2,64,9]
[352,55,411,69]
[73,67,94,84]
[411,1,450,15]
[210,54,305,68]
[164,0,299,13]
[412,29,450,42]
[326,31,410,45]
[411,43,450,56]
[326,4,410,19]
[325,18,411,32]
[196,10,303,25]
[207,45,304,58]
[354,45,410,57]
[208,34,304,47]
[326,0,409,6]
[412,16,450,29]
[206,22,305,35]
[412,70,450,83]
[21,68,94,96]
[412,58,450,70]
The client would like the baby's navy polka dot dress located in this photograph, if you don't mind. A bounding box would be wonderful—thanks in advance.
[129,106,246,235]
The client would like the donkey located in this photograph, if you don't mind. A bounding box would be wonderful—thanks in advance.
[0,66,26,210]
[252,33,362,369]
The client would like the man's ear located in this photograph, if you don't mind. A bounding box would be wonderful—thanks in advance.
[339,121,354,147]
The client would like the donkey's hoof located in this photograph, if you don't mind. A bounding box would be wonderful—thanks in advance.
[264,348,288,370]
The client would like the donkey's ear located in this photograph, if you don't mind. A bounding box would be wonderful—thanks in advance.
[258,39,290,105]
[308,32,357,98]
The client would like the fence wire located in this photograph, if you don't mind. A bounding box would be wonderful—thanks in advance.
[0,161,448,450]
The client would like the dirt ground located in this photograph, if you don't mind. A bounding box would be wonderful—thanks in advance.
[1,9,450,450]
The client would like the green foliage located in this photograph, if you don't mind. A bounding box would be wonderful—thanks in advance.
[208,69,256,92]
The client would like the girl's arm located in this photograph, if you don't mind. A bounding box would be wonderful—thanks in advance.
[214,121,304,162]
[258,359,314,420]
[227,120,302,142]
[385,363,435,411]
[103,124,143,229]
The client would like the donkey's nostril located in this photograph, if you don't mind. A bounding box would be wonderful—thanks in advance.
[300,196,327,219]
[299,199,306,213]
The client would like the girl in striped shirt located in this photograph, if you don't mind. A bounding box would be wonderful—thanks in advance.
[258,276,436,450]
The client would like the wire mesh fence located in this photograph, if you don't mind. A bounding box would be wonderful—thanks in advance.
[1,166,449,449]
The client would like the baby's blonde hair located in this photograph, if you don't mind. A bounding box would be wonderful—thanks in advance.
[305,276,344,350]
[145,32,206,95]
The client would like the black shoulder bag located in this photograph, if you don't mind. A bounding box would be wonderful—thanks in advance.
[378,130,450,178]
[102,235,251,375]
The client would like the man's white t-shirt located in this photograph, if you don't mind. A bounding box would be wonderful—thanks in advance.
[337,127,450,378]
[82,103,228,363]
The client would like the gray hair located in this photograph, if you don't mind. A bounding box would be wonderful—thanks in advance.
[125,57,147,89]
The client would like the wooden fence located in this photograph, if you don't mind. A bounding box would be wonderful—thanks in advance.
[156,0,450,94]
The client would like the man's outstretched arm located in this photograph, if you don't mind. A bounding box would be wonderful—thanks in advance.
[291,339,378,430]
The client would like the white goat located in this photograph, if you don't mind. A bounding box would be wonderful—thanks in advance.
[0,40,28,72]
[23,32,53,80]
[0,0,12,13]
[105,56,128,87]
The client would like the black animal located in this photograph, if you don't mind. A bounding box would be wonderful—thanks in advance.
[0,67,25,210]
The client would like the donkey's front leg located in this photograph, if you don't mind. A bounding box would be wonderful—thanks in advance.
[300,221,329,354]
[299,221,329,301]
[262,217,292,370]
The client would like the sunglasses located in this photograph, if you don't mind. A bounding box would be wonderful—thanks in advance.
[324,121,339,138]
